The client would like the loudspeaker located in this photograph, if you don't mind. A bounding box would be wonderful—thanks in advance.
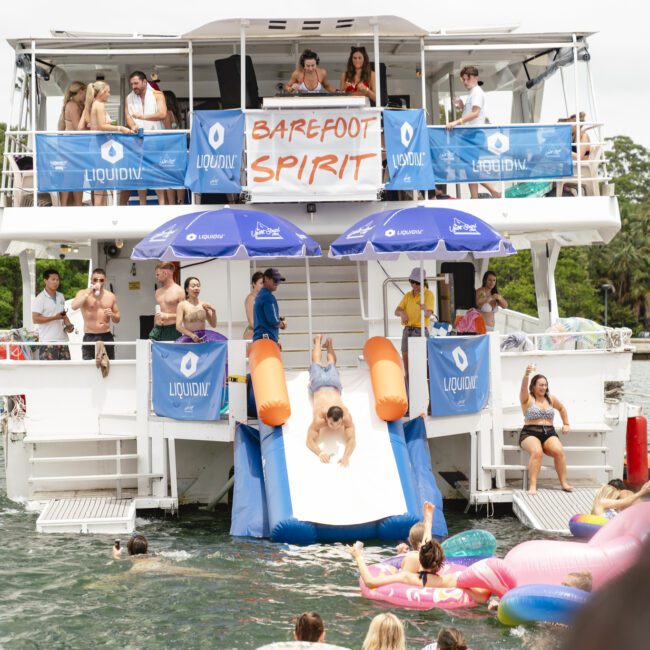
[214,55,260,109]
[440,262,476,311]
[370,61,388,106]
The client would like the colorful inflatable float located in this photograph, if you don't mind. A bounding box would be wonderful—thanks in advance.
[359,556,515,611]
[505,501,650,589]
[497,584,590,626]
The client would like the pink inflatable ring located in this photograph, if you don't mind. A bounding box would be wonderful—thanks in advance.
[359,562,476,610]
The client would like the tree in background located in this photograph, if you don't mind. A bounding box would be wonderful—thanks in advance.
[0,257,89,329]
[587,136,650,331]
[489,248,600,321]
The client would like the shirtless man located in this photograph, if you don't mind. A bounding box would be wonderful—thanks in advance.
[306,334,355,467]
[71,268,121,360]
[149,262,184,341]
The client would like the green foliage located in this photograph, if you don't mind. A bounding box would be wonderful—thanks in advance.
[489,248,601,321]
[0,257,89,329]
[605,136,650,204]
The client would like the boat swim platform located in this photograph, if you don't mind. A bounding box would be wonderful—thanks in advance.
[512,487,599,535]
[36,497,136,534]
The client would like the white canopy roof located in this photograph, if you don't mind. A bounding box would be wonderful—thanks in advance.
[182,15,429,40]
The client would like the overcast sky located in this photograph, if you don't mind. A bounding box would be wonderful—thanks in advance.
[1,0,647,146]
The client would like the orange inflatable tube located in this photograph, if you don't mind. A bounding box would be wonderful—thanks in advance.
[363,336,408,422]
[249,339,291,426]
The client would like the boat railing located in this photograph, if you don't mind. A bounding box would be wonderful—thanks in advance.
[0,118,613,208]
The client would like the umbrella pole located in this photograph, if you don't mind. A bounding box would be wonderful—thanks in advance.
[420,259,425,337]
[227,260,232,340]
[306,257,313,347]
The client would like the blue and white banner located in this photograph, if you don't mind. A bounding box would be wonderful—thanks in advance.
[384,109,435,190]
[185,110,244,193]
[427,336,489,416]
[428,124,573,183]
[36,132,187,192]
[151,341,227,421]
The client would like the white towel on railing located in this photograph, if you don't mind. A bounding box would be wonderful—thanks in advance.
[126,84,163,130]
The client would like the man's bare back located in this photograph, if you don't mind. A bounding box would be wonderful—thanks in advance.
[306,335,356,466]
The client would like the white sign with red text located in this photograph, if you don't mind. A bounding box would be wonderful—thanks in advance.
[245,108,382,202]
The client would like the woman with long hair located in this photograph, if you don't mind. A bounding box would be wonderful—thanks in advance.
[591,480,650,518]
[361,613,405,650]
[58,81,86,206]
[285,49,336,93]
[176,277,217,343]
[519,364,572,494]
[79,81,135,206]
[340,46,376,102]
[475,270,507,331]
[163,90,185,206]
[243,271,264,340]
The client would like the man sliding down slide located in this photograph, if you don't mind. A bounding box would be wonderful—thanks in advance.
[306,335,356,466]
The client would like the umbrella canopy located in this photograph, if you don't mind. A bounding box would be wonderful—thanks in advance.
[329,206,516,260]
[131,208,322,261]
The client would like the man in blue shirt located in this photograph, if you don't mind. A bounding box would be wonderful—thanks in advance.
[253,268,287,344]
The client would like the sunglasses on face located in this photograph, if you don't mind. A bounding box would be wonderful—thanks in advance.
[92,278,105,283]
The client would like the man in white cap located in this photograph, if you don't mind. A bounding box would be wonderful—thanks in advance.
[253,268,287,344]
[394,267,435,383]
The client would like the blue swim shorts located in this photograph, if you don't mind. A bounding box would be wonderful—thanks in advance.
[309,363,343,394]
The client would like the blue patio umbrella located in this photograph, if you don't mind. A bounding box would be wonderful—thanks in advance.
[329,206,516,334]
[132,207,322,261]
[329,206,515,261]
[131,207,322,339]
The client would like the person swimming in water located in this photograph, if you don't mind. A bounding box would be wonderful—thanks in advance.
[346,502,489,603]
[109,534,219,578]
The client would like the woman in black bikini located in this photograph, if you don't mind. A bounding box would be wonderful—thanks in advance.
[346,501,489,602]
[519,364,572,495]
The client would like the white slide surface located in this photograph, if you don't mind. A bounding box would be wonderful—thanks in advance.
[283,368,407,526]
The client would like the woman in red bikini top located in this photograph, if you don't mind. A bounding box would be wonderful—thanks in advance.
[340,46,376,103]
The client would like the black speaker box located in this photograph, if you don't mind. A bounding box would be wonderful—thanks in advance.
[214,55,260,109]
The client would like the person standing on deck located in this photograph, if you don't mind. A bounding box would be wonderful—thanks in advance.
[120,71,167,205]
[253,268,287,345]
[446,65,501,199]
[32,268,74,360]
[149,262,184,341]
[71,268,120,360]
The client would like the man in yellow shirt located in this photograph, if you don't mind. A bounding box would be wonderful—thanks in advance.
[395,268,435,384]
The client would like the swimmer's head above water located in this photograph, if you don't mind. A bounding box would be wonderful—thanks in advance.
[127,534,149,556]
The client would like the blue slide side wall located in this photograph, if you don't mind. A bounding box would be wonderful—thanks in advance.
[230,424,270,538]
[403,416,448,537]
[377,420,421,540]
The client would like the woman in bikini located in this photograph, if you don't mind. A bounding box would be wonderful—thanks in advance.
[475,270,507,331]
[347,501,489,603]
[339,46,376,103]
[285,49,336,94]
[519,364,572,495]
[78,81,136,206]
[176,277,217,343]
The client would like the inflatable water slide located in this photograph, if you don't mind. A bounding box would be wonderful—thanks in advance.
[230,337,447,544]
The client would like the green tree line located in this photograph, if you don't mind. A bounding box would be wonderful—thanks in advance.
[1,132,649,331]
